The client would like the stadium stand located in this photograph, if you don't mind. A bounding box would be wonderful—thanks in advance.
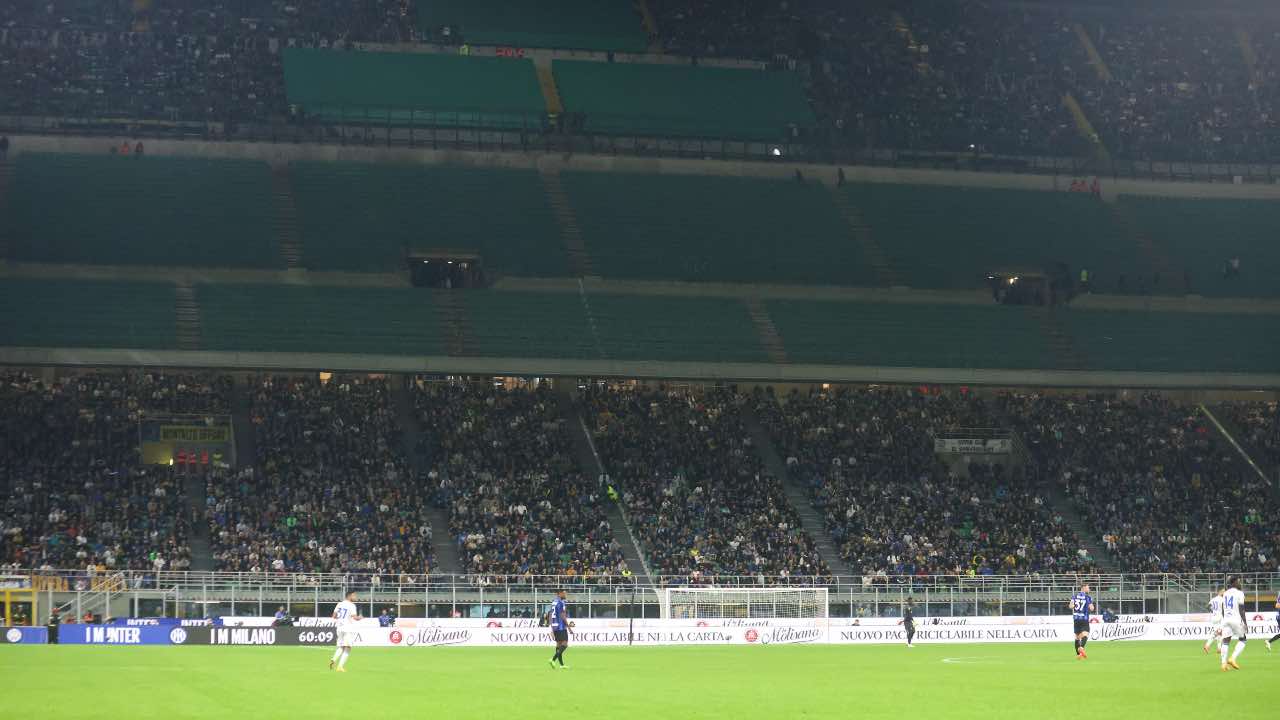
[461,291,593,360]
[846,184,1134,292]
[590,294,768,363]
[288,162,566,275]
[1118,195,1280,299]
[1219,401,1280,480]
[419,0,648,53]
[415,381,626,577]
[765,300,1059,370]
[209,375,435,575]
[196,284,445,357]
[0,371,233,572]
[584,385,830,579]
[1062,309,1280,374]
[561,171,869,285]
[552,60,814,139]
[8,154,278,269]
[756,386,1098,576]
[1001,392,1278,573]
[0,278,178,350]
[283,49,546,127]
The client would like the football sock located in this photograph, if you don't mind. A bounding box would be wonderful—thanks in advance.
[558,648,566,666]
[339,649,349,669]
[1231,640,1246,662]
[331,647,343,663]
[1220,639,1230,664]
[1079,636,1087,648]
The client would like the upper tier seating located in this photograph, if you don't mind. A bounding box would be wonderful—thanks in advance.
[419,0,648,53]
[562,171,871,285]
[1119,195,1280,299]
[289,162,565,275]
[847,183,1135,291]
[552,60,814,139]
[8,153,278,269]
[0,278,177,350]
[284,49,546,127]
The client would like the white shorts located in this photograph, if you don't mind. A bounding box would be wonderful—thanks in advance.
[336,628,355,647]
[1222,619,1246,640]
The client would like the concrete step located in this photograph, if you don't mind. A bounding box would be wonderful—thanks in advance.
[556,386,652,583]
[392,380,464,574]
[174,281,202,351]
[745,297,789,364]
[182,471,215,572]
[741,404,852,575]
[230,377,258,469]
[539,169,594,277]
[271,167,304,270]
[1044,485,1122,573]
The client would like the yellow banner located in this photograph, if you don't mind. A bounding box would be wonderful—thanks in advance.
[159,425,230,443]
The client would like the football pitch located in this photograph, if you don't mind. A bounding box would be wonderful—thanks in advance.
[2,642,1275,719]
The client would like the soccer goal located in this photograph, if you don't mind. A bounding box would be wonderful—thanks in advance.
[659,587,829,620]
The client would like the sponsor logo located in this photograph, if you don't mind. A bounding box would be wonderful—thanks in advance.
[169,628,188,645]
[744,629,759,643]
[403,627,472,647]
[126,618,161,626]
[763,626,823,644]
[209,628,277,645]
[296,617,338,628]
[6,628,22,643]
[389,630,403,645]
[1090,624,1146,641]
[85,627,143,644]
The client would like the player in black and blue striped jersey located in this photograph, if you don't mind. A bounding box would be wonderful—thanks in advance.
[1068,583,1094,660]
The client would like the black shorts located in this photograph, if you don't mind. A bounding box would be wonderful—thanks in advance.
[553,629,569,643]
[1073,619,1090,635]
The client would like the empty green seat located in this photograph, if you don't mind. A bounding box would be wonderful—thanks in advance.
[563,172,871,285]
[0,278,177,349]
[1120,195,1280,299]
[9,154,277,269]
[767,300,1057,369]
[849,184,1133,291]
[463,291,595,359]
[420,0,647,53]
[591,294,767,362]
[198,284,443,356]
[1064,309,1280,373]
[284,49,545,128]
[553,60,813,140]
[290,162,566,275]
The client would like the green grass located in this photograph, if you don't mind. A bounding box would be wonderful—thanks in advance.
[0,642,1272,719]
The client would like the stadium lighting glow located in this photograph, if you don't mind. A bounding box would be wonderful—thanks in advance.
[771,147,782,156]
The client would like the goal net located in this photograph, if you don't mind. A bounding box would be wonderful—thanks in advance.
[659,587,829,619]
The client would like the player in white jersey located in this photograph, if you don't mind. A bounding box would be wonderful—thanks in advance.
[1203,588,1225,654]
[1219,576,1248,671]
[330,589,363,673]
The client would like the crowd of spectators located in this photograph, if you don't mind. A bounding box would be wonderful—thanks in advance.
[0,371,228,573]
[4,0,1280,162]
[1001,392,1278,574]
[1219,401,1280,484]
[756,386,1095,577]
[416,380,625,579]
[585,385,829,580]
[207,375,434,576]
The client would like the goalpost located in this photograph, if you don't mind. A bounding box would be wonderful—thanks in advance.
[659,587,829,620]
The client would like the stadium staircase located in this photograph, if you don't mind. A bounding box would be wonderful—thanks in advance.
[826,186,900,287]
[1106,201,1180,292]
[392,380,463,574]
[1029,307,1086,370]
[229,379,258,470]
[173,280,203,351]
[271,166,304,270]
[183,472,215,571]
[1072,23,1114,83]
[0,158,12,260]
[1063,93,1112,168]
[434,291,476,357]
[637,0,661,53]
[745,297,789,365]
[1042,485,1122,573]
[557,388,654,584]
[741,405,854,575]
[539,169,595,277]
[535,60,565,117]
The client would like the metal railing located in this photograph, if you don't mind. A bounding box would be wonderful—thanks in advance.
[15,570,1279,622]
